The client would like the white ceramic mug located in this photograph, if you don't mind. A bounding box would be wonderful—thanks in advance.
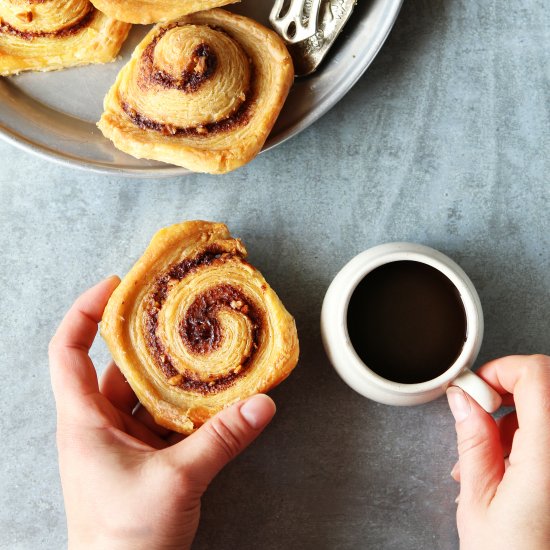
[321,243,502,412]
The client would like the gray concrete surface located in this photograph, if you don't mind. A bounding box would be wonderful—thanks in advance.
[1,1,549,548]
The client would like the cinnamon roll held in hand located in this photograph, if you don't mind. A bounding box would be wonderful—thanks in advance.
[89,0,238,24]
[97,9,294,174]
[0,0,131,76]
[101,221,299,435]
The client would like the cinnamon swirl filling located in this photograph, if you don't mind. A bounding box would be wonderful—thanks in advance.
[143,248,264,394]
[119,22,255,137]
[100,221,299,434]
[144,41,218,93]
[0,0,131,76]
[0,6,95,40]
[0,1,96,40]
[98,9,294,173]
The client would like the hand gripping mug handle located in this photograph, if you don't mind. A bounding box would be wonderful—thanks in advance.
[451,369,502,413]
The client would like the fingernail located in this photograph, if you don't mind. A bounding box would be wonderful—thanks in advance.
[240,394,276,430]
[446,387,471,422]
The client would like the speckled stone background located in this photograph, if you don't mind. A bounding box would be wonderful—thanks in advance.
[1,0,549,548]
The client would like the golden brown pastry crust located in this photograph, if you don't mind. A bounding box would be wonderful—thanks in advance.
[89,0,239,24]
[0,0,131,76]
[97,9,294,174]
[101,221,299,435]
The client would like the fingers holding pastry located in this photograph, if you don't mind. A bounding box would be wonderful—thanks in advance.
[100,361,139,414]
[49,276,120,411]
[100,221,299,435]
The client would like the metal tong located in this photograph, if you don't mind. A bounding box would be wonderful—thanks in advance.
[269,0,358,76]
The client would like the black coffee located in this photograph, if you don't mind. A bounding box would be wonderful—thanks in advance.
[347,261,467,384]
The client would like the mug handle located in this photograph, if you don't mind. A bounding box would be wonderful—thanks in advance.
[450,369,502,413]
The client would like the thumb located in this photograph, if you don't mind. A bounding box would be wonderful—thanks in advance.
[447,386,504,509]
[167,394,276,489]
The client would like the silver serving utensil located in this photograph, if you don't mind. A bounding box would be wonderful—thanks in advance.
[270,0,358,76]
[270,0,323,43]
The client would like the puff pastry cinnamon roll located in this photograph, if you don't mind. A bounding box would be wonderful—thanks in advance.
[0,0,131,76]
[101,221,299,435]
[98,9,294,174]
[89,0,238,24]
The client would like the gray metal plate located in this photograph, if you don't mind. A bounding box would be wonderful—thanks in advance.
[0,0,403,177]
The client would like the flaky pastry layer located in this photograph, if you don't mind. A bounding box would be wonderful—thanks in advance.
[90,0,239,24]
[101,221,299,435]
[0,0,131,76]
[97,9,294,174]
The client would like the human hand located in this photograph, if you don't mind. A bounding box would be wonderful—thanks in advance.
[49,277,276,550]
[447,355,550,550]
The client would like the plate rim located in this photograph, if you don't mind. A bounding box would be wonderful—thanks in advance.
[0,0,404,178]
